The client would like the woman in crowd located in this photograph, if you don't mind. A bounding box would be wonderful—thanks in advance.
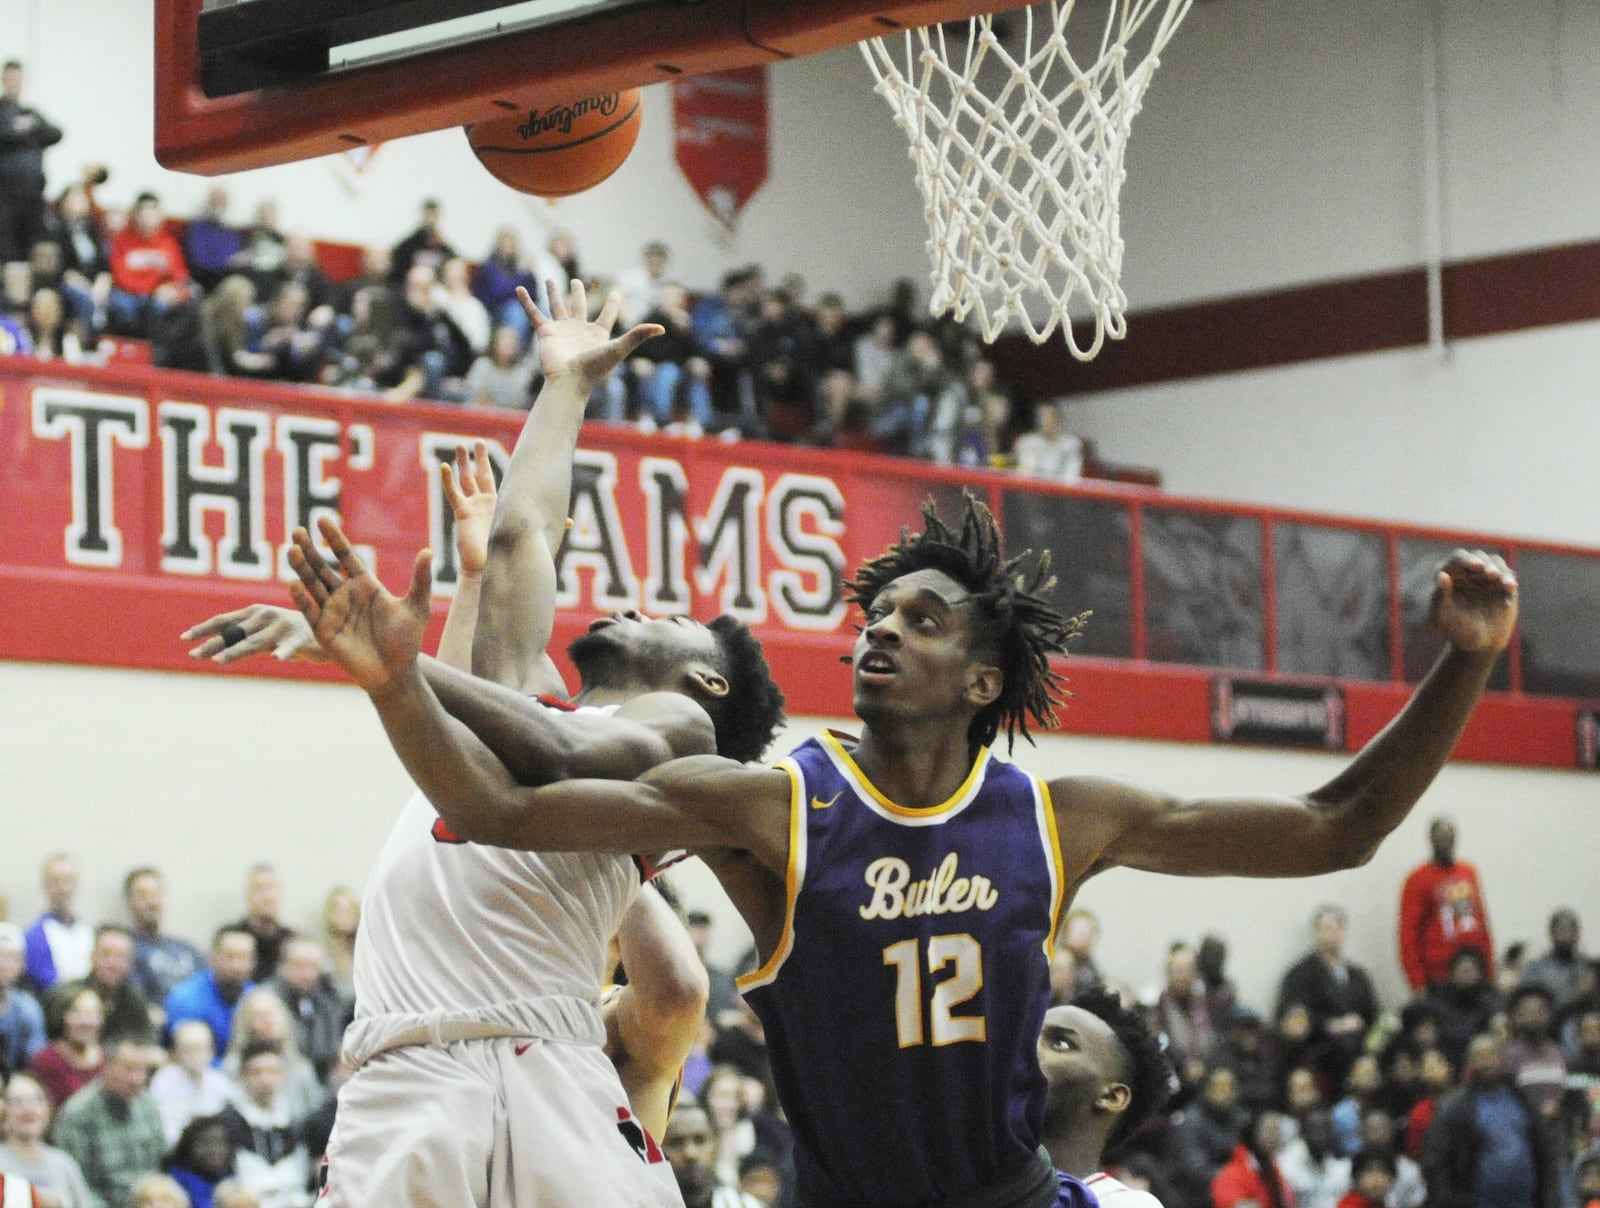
[319,888,359,1004]
[28,988,104,1110]
[0,1071,96,1207]
[167,1113,237,1208]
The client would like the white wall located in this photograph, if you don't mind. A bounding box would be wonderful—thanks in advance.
[1,661,1594,1017]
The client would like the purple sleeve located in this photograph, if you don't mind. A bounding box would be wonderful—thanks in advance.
[1057,1172,1101,1208]
[22,922,56,992]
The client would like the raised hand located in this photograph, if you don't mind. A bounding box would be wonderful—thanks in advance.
[182,603,324,664]
[1429,549,1519,653]
[442,439,497,578]
[518,278,663,395]
[287,516,434,694]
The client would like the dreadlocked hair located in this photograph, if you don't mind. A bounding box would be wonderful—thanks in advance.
[845,491,1088,753]
[1071,986,1173,1158]
[704,615,787,763]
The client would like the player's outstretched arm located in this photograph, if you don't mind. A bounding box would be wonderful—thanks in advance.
[472,280,663,693]
[1059,550,1518,880]
[434,439,498,672]
[605,884,709,1139]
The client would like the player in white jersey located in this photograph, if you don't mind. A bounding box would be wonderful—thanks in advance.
[186,283,784,1208]
[1039,989,1175,1208]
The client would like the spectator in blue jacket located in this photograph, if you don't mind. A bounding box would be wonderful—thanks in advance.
[165,927,256,1053]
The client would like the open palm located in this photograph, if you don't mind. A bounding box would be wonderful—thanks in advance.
[288,517,434,693]
[521,279,662,392]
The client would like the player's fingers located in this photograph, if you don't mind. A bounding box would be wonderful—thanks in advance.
[569,278,588,321]
[288,581,321,628]
[595,290,621,331]
[455,443,473,494]
[472,439,494,491]
[287,540,329,606]
[317,515,370,581]
[214,625,282,664]
[406,548,435,613]
[614,323,665,358]
[440,458,461,505]
[516,285,542,327]
[181,605,256,641]
[545,278,566,319]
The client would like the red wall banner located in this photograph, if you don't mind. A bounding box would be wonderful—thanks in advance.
[1,357,1593,768]
[673,67,769,229]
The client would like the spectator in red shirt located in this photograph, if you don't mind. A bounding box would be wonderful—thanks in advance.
[107,191,190,336]
[1212,1111,1296,1208]
[1337,1149,1396,1208]
[1398,817,1493,993]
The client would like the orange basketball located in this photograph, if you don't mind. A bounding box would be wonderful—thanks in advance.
[466,89,643,198]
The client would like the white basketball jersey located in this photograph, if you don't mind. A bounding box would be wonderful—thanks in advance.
[353,703,640,1026]
[1084,1172,1165,1208]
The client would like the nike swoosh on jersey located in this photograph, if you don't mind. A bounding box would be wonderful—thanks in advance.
[811,791,843,810]
[514,1042,535,1056]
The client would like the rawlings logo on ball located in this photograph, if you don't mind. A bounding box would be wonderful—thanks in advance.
[517,93,622,139]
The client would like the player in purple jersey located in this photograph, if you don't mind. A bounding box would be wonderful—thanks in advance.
[1040,989,1174,1208]
[288,491,1516,1208]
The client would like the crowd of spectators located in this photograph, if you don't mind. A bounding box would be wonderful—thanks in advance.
[0,159,1095,483]
[1,813,1595,1208]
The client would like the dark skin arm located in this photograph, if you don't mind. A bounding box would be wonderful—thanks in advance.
[1053,549,1518,884]
[285,515,791,864]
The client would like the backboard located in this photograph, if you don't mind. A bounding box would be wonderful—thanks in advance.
[156,0,1037,175]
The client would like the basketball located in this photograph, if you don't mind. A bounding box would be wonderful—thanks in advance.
[466,89,643,198]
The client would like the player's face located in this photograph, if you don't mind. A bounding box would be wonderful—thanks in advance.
[568,610,722,691]
[853,570,993,723]
[1038,1004,1121,1123]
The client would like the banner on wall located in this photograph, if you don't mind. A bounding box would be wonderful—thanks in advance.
[672,67,769,230]
[1211,676,1346,749]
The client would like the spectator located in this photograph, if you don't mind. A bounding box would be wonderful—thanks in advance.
[274,235,332,315]
[615,239,671,326]
[217,1042,312,1208]
[629,282,713,433]
[1520,909,1585,1014]
[1198,936,1240,1024]
[222,991,325,1119]
[48,183,111,331]
[378,264,474,402]
[463,322,538,411]
[1421,1032,1559,1208]
[129,1172,194,1208]
[232,867,292,987]
[1210,1111,1294,1208]
[26,286,89,362]
[1278,1108,1350,1208]
[851,312,899,403]
[1353,1109,1423,1208]
[1047,938,1079,1007]
[23,854,93,995]
[256,281,334,385]
[432,255,491,355]
[692,267,760,425]
[0,924,46,1077]
[1013,399,1085,480]
[1329,1055,1384,1158]
[330,244,391,317]
[682,912,740,1029]
[663,1100,763,1208]
[1576,1154,1600,1208]
[198,275,273,378]
[1282,1065,1327,1130]
[167,1114,238,1208]
[151,1019,232,1147]
[1426,948,1501,1071]
[1399,816,1494,994]
[1337,1149,1396,1208]
[530,229,580,297]
[50,925,154,1050]
[1502,985,1567,1122]
[0,1071,96,1208]
[470,228,536,335]
[869,327,953,458]
[736,1149,784,1208]
[1277,906,1380,1093]
[107,192,191,336]
[952,360,1016,468]
[1403,1047,1452,1162]
[0,60,63,264]
[807,292,856,381]
[1157,944,1221,1092]
[265,939,344,1085]
[316,889,357,1007]
[1376,1043,1424,1126]
[125,867,204,1024]
[387,197,454,285]
[1168,1066,1248,1208]
[1215,1008,1281,1118]
[165,927,256,1054]
[29,987,104,1110]
[1563,1006,1600,1155]
[1060,911,1105,993]
[746,287,817,439]
[235,200,287,299]
[183,186,245,292]
[53,1039,166,1208]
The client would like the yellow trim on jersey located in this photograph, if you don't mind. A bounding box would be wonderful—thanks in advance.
[1037,776,1068,957]
[820,730,990,820]
[735,757,805,992]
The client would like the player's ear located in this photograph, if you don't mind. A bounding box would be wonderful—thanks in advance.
[1096,1081,1132,1116]
[964,662,1002,709]
[686,665,729,700]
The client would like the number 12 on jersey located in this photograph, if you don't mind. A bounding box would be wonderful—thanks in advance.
[883,934,986,1048]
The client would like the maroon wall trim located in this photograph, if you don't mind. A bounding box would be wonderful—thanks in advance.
[991,239,1600,398]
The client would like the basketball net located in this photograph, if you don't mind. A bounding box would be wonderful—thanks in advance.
[861,0,1192,356]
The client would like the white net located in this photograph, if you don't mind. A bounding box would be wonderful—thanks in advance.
[861,0,1192,356]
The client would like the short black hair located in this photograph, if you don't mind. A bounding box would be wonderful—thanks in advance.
[1350,1147,1397,1180]
[1507,983,1554,1014]
[2,61,21,72]
[705,615,786,763]
[134,191,160,207]
[1071,986,1172,1157]
[846,492,1088,753]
